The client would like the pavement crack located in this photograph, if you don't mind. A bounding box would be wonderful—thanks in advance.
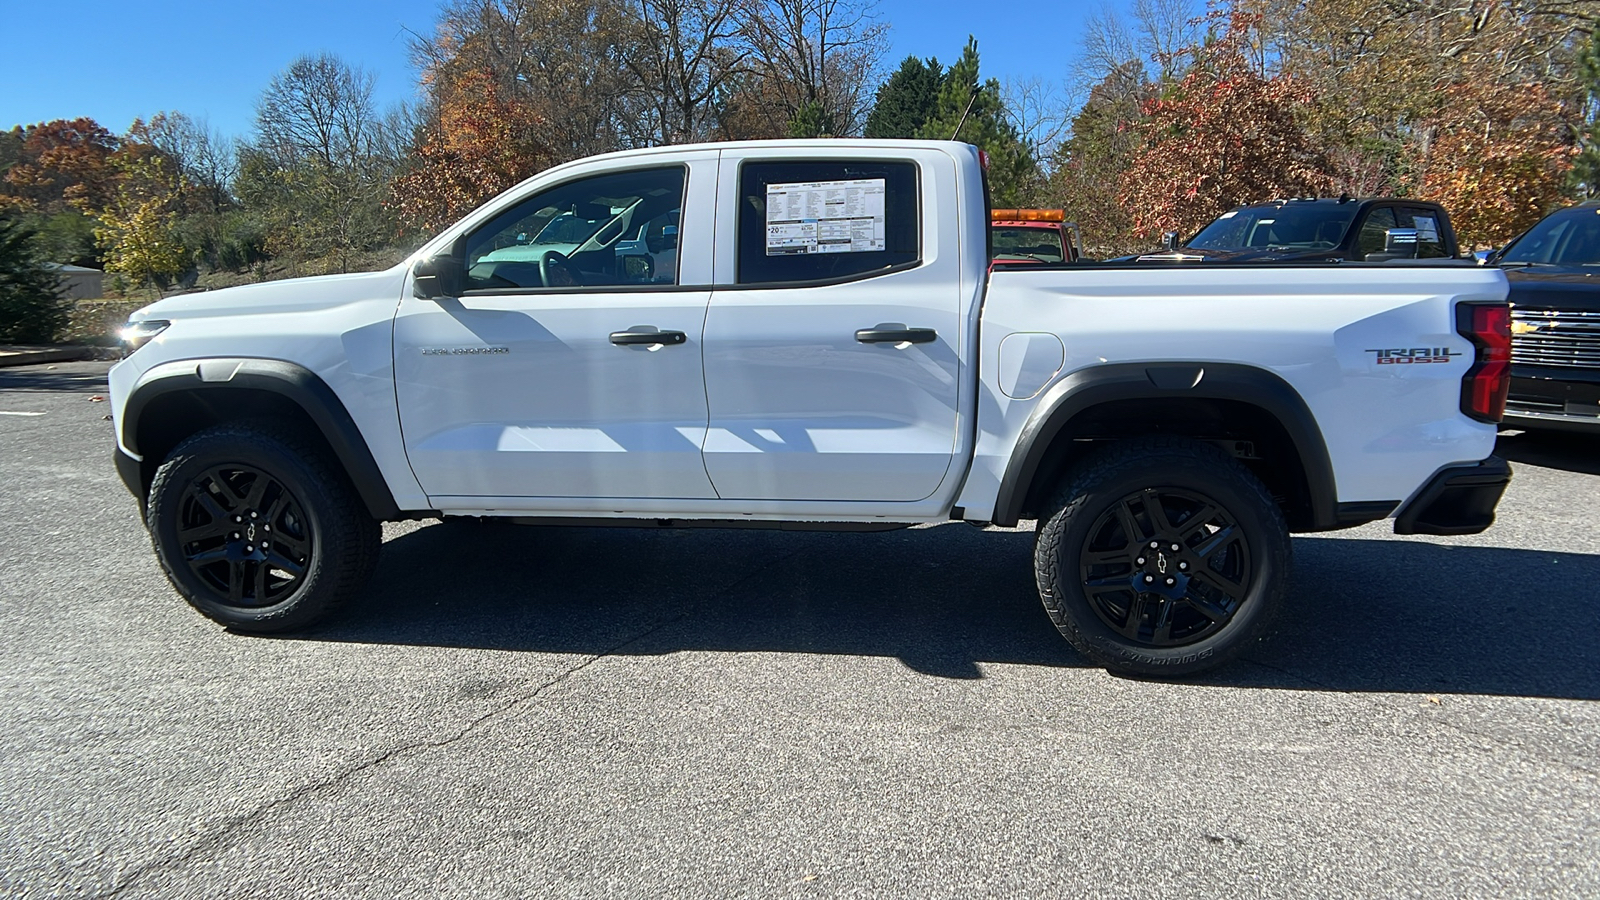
[96,544,807,898]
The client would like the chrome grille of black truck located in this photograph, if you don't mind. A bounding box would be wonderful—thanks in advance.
[1510,307,1600,369]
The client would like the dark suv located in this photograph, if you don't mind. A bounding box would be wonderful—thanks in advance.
[1138,198,1461,262]
[1488,202,1600,432]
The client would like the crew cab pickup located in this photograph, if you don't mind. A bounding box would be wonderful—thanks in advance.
[109,140,1513,676]
[1137,197,1462,263]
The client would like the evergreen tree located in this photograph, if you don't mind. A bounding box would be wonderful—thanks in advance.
[863,56,944,139]
[1569,27,1600,200]
[915,38,1036,206]
[0,215,69,344]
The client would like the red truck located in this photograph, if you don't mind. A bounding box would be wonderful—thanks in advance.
[991,208,1083,266]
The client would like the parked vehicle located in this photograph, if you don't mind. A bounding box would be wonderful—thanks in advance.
[1486,202,1600,432]
[991,208,1082,265]
[109,140,1512,677]
[1135,197,1462,263]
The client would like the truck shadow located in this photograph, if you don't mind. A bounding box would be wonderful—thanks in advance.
[1496,428,1600,476]
[307,520,1600,701]
[0,361,112,394]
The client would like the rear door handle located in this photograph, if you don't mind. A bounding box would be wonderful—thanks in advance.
[610,329,687,346]
[855,327,937,344]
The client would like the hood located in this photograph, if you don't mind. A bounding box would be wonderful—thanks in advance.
[1505,267,1600,313]
[128,265,410,323]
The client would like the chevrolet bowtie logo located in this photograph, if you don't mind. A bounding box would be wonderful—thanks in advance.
[1510,321,1545,335]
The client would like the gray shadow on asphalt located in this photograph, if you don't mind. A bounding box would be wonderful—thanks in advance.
[1496,429,1600,476]
[0,361,113,394]
[299,517,1600,700]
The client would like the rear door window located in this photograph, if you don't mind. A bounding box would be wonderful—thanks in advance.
[736,160,920,285]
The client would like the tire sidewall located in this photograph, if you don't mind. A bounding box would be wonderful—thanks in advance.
[148,429,334,630]
[1037,446,1289,675]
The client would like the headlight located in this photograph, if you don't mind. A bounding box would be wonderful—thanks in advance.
[120,319,170,352]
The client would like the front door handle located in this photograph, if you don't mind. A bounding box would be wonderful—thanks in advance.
[855,327,937,344]
[610,329,687,346]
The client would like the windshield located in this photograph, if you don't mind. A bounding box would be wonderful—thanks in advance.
[1188,205,1359,251]
[992,226,1065,262]
[1499,209,1600,266]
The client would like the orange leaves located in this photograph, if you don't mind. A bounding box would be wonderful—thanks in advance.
[390,71,553,234]
[1119,20,1332,239]
[1414,80,1575,247]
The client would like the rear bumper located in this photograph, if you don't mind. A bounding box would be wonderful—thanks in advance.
[1393,457,1511,536]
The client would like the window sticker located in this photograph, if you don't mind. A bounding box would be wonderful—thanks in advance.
[765,178,886,255]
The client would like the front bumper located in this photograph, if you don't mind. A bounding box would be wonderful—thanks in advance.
[1393,457,1512,536]
[1504,367,1600,432]
[115,447,145,509]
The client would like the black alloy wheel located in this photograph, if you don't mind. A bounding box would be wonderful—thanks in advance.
[1034,436,1290,676]
[175,463,312,609]
[1078,487,1251,647]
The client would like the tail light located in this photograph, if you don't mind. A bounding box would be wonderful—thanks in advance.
[1456,302,1510,423]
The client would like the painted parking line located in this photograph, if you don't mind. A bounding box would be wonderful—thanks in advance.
[0,411,45,416]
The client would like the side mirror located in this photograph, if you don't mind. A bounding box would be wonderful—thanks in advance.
[1162,231,1181,252]
[1384,228,1419,258]
[413,253,465,299]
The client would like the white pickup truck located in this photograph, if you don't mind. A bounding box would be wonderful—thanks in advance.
[109,139,1513,675]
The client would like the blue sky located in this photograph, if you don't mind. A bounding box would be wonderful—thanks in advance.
[1,0,1100,141]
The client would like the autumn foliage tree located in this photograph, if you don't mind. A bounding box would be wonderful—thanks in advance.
[1415,80,1574,247]
[390,71,552,233]
[1119,15,1332,239]
[88,149,190,294]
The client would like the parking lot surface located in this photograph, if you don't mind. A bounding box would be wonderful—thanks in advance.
[3,361,1597,898]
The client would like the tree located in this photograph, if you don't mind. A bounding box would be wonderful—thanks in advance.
[1119,14,1333,240]
[1570,26,1600,199]
[736,0,889,137]
[413,0,638,161]
[90,151,189,294]
[390,70,552,233]
[1416,80,1574,246]
[244,54,401,271]
[863,55,943,138]
[622,0,747,144]
[1048,61,1148,256]
[917,37,1037,206]
[0,215,69,344]
[0,119,120,215]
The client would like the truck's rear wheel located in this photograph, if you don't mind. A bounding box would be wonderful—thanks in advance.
[146,421,380,633]
[1034,437,1290,676]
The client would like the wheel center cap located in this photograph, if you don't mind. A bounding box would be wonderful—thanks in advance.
[246,523,257,541]
[1157,554,1168,574]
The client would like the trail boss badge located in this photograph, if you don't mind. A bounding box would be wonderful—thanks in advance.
[1365,347,1462,365]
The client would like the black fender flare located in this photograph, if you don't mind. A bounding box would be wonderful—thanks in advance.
[991,362,1338,529]
[121,358,400,521]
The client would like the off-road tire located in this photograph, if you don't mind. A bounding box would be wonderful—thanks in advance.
[146,420,381,633]
[1034,436,1290,677]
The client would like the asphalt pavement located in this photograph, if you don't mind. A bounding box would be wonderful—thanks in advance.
[2,361,1597,898]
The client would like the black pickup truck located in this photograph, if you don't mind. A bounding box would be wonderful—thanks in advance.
[1488,202,1600,432]
[1136,197,1461,263]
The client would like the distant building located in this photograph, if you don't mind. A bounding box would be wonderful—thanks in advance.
[47,264,105,301]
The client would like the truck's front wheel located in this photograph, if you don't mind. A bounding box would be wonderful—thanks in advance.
[1034,437,1290,676]
[146,421,381,633]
